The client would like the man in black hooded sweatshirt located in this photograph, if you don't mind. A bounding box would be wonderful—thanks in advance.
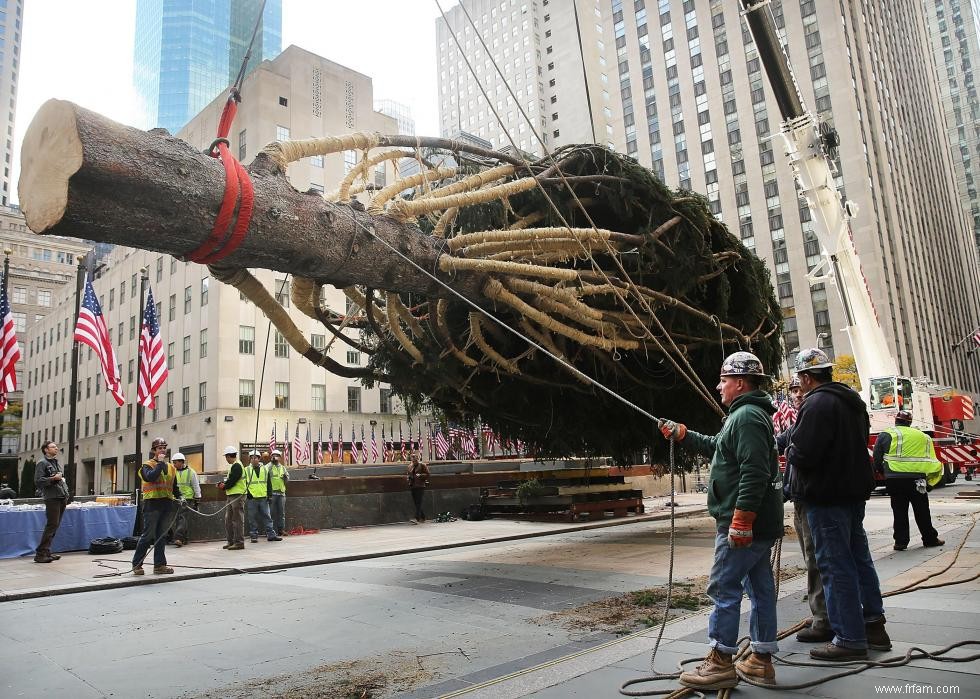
[786,348,890,661]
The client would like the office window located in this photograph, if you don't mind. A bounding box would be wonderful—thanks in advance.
[346,350,361,365]
[131,273,137,296]
[198,382,207,411]
[274,382,290,409]
[115,407,121,430]
[347,387,361,413]
[127,404,133,427]
[274,330,289,358]
[198,329,207,358]
[380,388,392,414]
[37,289,51,307]
[167,342,175,370]
[84,415,89,437]
[311,384,326,411]
[169,294,176,321]
[311,333,326,350]
[11,286,25,303]
[184,285,192,314]
[239,325,255,354]
[166,391,174,418]
[238,128,247,161]
[156,256,163,282]
[276,125,290,142]
[129,315,136,340]
[275,279,290,307]
[310,154,324,168]
[182,335,191,364]
[120,281,125,302]
[127,359,134,383]
[200,277,209,306]
[239,379,255,408]
[181,386,190,415]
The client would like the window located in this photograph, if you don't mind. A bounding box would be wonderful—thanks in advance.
[37,289,51,307]
[311,333,326,350]
[274,330,289,358]
[11,286,25,303]
[131,274,137,296]
[184,285,192,314]
[310,154,324,168]
[156,256,163,282]
[239,325,255,354]
[347,386,362,412]
[129,315,136,340]
[166,391,174,418]
[182,335,191,364]
[120,281,125,303]
[200,277,209,306]
[182,387,190,415]
[239,379,255,408]
[276,125,290,142]
[343,150,356,174]
[311,384,326,411]
[239,129,247,161]
[275,279,290,306]
[274,381,290,409]
[380,388,392,414]
[115,407,121,430]
[198,382,207,411]
[11,311,24,332]
[278,96,288,107]
[168,294,176,321]
[167,342,175,370]
[199,329,208,358]
[346,350,361,365]
[127,359,134,383]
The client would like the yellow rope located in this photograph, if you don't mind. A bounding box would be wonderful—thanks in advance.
[261,132,381,169]
[385,292,424,362]
[438,255,580,282]
[327,149,416,202]
[469,312,520,374]
[386,176,538,221]
[419,164,516,200]
[367,166,457,214]
[448,226,616,253]
[432,207,459,239]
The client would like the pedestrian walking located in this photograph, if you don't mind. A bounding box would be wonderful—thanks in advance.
[659,351,784,689]
[131,438,180,575]
[787,347,891,660]
[407,455,430,523]
[170,453,201,547]
[267,449,289,535]
[873,410,945,551]
[244,450,282,543]
[33,440,71,563]
[216,445,246,550]
[779,374,832,643]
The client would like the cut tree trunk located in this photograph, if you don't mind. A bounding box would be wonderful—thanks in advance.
[18,99,486,300]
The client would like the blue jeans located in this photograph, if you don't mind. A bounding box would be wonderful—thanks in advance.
[706,528,779,655]
[246,498,276,538]
[806,501,885,649]
[269,493,286,533]
[132,500,176,567]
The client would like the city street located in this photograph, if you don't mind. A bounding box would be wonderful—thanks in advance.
[1,490,978,698]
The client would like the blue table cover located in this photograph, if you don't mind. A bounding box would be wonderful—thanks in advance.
[0,505,137,559]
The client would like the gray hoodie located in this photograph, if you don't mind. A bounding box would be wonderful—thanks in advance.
[35,457,70,500]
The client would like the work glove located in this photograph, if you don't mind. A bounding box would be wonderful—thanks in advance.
[659,419,687,442]
[728,509,757,548]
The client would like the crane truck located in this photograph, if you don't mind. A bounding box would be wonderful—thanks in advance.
[740,0,979,483]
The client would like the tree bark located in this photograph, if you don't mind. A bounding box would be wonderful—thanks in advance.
[18,99,487,300]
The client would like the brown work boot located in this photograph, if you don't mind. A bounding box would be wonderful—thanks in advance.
[679,648,738,690]
[810,642,867,661]
[865,619,892,651]
[923,538,945,548]
[735,652,775,685]
[796,624,835,643]
[153,565,174,575]
[132,565,144,576]
[227,543,244,550]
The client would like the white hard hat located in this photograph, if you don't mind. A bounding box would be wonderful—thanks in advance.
[171,452,186,461]
[248,449,260,457]
[271,449,282,456]
[223,445,238,456]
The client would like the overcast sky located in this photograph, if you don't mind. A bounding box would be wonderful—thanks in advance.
[13,0,448,203]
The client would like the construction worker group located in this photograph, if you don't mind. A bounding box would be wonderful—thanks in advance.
[659,347,946,691]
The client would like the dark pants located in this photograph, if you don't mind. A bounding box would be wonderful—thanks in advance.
[132,500,177,568]
[888,478,939,546]
[225,495,245,545]
[36,498,67,557]
[411,488,426,520]
[171,500,197,543]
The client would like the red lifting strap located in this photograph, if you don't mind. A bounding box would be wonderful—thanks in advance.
[185,95,255,264]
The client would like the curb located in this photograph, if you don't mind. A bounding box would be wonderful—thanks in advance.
[0,506,710,603]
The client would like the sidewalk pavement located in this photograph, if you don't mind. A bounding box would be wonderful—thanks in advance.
[434,499,980,698]
[0,493,708,602]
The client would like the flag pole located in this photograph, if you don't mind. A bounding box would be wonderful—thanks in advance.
[135,267,149,471]
[66,254,91,495]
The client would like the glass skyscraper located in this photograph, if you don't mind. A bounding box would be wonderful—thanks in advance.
[134,0,282,134]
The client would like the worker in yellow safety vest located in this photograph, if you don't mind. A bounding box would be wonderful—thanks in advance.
[266,449,290,536]
[216,445,247,550]
[170,453,201,547]
[132,437,180,575]
[244,450,282,543]
[872,411,945,551]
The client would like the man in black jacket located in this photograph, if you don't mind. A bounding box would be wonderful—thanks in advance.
[786,348,889,661]
[33,441,70,563]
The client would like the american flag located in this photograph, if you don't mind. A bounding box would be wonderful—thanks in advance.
[381,424,387,462]
[400,423,407,460]
[435,427,450,460]
[464,428,478,459]
[371,424,379,462]
[773,400,798,434]
[293,422,303,464]
[304,423,312,464]
[0,274,20,412]
[350,422,360,462]
[329,422,336,463]
[417,420,423,454]
[269,421,277,456]
[337,423,343,462]
[973,327,980,348]
[360,424,368,463]
[137,287,167,408]
[284,421,290,465]
[386,424,394,462]
[407,422,414,457]
[482,422,496,455]
[316,424,324,464]
[74,275,125,406]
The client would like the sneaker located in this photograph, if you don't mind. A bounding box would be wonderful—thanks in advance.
[153,565,174,575]
[810,643,867,661]
[227,543,245,550]
[267,536,283,542]
[679,648,738,690]
[735,652,775,685]
[796,625,835,643]
[33,555,54,563]
[893,542,908,551]
[865,619,892,651]
[923,538,945,548]
[250,536,259,543]
[132,565,144,576]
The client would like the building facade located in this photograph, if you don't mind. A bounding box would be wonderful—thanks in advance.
[0,0,23,206]
[134,0,282,134]
[18,47,419,496]
[924,0,980,254]
[436,0,980,393]
[0,205,89,459]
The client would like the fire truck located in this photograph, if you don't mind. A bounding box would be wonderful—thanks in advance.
[741,1,980,484]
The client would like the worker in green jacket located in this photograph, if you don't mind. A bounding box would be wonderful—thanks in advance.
[872,411,944,551]
[660,351,784,690]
